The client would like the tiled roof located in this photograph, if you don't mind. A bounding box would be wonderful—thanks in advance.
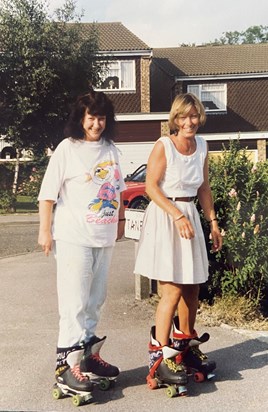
[153,43,268,77]
[80,22,151,52]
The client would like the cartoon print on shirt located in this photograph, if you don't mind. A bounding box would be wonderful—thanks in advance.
[86,160,120,223]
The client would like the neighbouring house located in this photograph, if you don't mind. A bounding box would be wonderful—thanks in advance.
[88,23,268,174]
[150,43,268,160]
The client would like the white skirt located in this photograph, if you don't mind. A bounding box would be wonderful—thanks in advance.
[134,200,209,284]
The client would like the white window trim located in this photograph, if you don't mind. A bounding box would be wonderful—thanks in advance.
[97,60,136,92]
[187,83,227,113]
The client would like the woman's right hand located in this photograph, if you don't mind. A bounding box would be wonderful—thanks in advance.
[175,217,195,239]
[38,230,53,256]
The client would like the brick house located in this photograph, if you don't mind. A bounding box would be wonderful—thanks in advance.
[88,23,268,174]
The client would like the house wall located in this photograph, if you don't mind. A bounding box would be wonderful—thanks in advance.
[104,57,142,113]
[115,120,160,175]
[116,120,161,143]
[140,57,151,112]
[151,74,268,134]
[150,62,174,112]
[181,78,268,134]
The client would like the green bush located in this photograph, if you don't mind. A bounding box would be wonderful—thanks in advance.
[0,189,16,212]
[18,156,49,203]
[203,140,268,309]
[0,156,49,211]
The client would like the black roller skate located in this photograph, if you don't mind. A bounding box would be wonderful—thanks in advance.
[80,335,119,391]
[172,317,216,383]
[53,345,93,407]
[146,326,188,398]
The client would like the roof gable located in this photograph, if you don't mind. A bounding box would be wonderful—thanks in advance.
[81,22,151,52]
[153,43,268,77]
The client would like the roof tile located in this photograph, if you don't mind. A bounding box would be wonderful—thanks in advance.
[153,43,268,76]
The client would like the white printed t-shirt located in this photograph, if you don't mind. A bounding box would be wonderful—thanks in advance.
[38,137,126,247]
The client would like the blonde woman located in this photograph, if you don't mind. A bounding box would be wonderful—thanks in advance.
[135,93,222,391]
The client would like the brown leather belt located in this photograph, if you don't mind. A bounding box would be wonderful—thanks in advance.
[167,196,195,202]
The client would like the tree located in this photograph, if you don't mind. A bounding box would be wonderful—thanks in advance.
[210,25,268,45]
[0,0,102,197]
[0,0,103,154]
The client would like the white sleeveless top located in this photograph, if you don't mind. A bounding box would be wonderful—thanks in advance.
[158,135,207,197]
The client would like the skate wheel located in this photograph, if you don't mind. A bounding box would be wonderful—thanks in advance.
[194,372,205,383]
[99,378,111,391]
[146,375,158,390]
[52,386,63,400]
[72,394,83,407]
[166,385,177,398]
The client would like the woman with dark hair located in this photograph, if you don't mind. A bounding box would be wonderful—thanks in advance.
[38,90,126,399]
[135,93,222,393]
[64,92,116,141]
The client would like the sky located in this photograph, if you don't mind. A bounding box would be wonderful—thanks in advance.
[49,0,268,47]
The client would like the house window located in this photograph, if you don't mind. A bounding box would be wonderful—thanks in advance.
[188,83,227,112]
[97,60,135,91]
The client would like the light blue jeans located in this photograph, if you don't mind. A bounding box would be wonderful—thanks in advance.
[54,240,113,347]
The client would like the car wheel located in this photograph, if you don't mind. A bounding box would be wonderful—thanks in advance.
[129,198,149,210]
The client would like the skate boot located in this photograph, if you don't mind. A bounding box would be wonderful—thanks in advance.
[80,335,119,390]
[172,317,216,382]
[53,345,93,406]
[146,326,188,397]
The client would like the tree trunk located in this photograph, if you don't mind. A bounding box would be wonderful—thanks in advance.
[12,149,20,195]
[11,149,20,212]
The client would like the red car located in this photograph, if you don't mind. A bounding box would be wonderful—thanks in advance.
[122,164,149,209]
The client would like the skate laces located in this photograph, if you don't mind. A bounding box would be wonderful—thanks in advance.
[191,346,208,361]
[71,364,89,382]
[164,358,185,373]
[90,353,110,368]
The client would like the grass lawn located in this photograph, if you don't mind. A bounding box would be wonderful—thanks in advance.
[15,195,38,213]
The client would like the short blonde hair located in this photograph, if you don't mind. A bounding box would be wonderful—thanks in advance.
[168,93,206,131]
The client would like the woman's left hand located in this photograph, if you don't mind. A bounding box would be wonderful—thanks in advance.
[210,226,223,252]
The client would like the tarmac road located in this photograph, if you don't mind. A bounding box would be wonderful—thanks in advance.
[0,214,268,412]
[0,213,40,258]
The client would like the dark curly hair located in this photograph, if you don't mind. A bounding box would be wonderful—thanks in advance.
[64,90,116,142]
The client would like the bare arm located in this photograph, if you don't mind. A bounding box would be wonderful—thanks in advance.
[116,192,125,240]
[38,200,54,256]
[197,151,222,251]
[146,141,195,239]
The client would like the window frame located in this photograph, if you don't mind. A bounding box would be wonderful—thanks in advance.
[96,60,136,92]
[187,83,227,113]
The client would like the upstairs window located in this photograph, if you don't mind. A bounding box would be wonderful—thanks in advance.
[97,60,135,91]
[188,83,227,112]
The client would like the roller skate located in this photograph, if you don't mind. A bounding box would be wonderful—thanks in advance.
[172,317,216,383]
[146,326,188,398]
[52,345,93,407]
[80,335,119,391]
